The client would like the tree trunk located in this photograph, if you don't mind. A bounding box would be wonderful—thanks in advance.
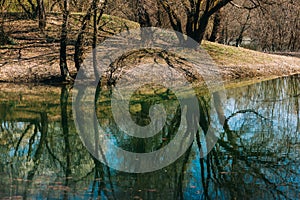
[74,0,107,72]
[92,0,99,79]
[60,0,71,81]
[209,9,222,42]
[138,0,152,45]
[235,10,251,47]
[37,0,46,31]
[185,13,209,47]
[159,0,230,46]
[74,1,94,71]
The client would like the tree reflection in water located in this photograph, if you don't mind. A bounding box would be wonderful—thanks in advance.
[0,74,299,199]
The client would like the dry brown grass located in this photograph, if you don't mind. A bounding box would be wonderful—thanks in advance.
[0,13,139,83]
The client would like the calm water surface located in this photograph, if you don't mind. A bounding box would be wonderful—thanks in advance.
[0,75,299,199]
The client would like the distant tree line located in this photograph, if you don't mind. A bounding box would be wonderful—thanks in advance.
[212,0,300,51]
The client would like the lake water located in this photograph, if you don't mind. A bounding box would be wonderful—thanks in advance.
[0,75,299,199]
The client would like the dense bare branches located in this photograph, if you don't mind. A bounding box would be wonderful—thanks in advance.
[252,0,300,51]
[217,0,300,51]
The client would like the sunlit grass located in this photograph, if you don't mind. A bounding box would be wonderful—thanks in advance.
[202,41,274,66]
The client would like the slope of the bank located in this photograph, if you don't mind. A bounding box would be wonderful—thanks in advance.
[202,41,300,82]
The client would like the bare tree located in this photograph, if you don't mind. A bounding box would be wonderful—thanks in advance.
[208,9,222,42]
[137,0,153,44]
[37,0,46,31]
[74,0,107,72]
[74,0,95,71]
[59,0,71,81]
[214,0,299,51]
[158,0,233,46]
[251,0,300,51]
[235,9,251,47]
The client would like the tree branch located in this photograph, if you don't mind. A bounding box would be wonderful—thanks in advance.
[229,0,259,10]
[207,0,232,17]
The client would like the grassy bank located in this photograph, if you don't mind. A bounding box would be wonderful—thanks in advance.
[202,41,300,82]
[0,13,299,83]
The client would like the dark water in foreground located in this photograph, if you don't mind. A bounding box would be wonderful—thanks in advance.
[0,75,299,199]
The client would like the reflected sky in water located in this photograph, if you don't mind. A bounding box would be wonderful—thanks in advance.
[0,75,299,199]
